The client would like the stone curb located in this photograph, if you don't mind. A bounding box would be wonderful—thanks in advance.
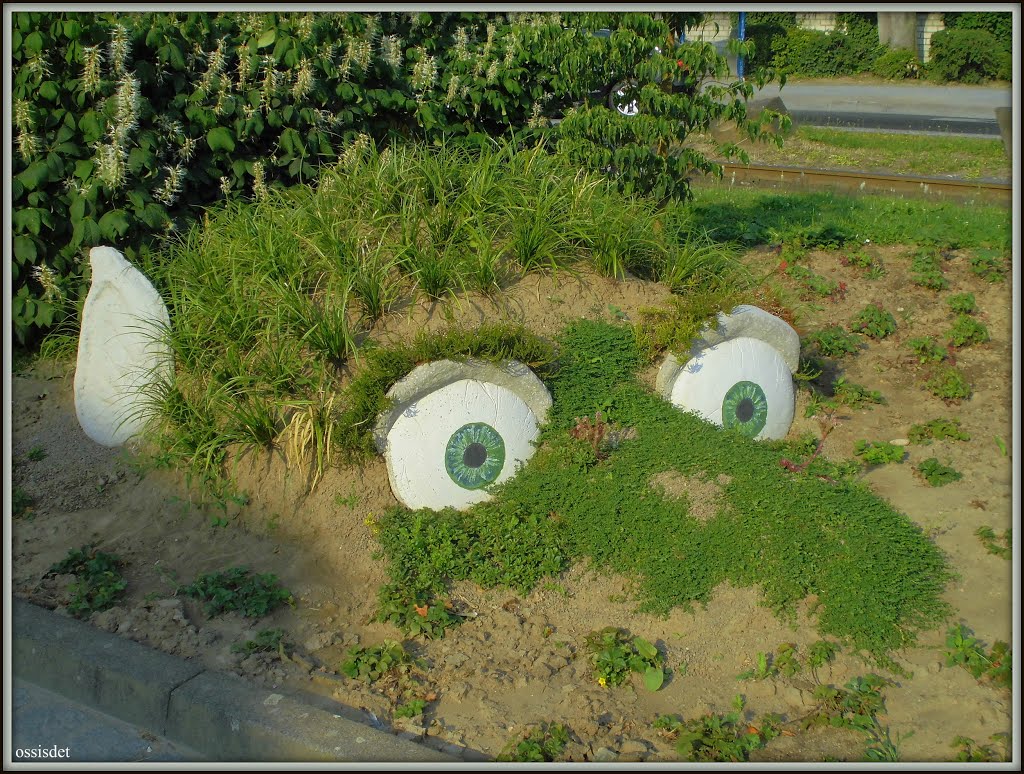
[12,598,457,763]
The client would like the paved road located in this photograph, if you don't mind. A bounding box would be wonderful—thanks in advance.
[10,680,204,764]
[751,81,1011,136]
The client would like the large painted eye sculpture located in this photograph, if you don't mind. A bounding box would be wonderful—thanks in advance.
[656,305,800,441]
[374,360,552,511]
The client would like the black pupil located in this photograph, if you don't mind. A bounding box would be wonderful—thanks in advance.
[463,442,487,468]
[736,397,755,423]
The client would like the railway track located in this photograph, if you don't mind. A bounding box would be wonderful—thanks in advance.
[691,162,1012,206]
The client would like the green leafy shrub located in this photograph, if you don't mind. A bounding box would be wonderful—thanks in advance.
[946,292,977,315]
[915,458,962,487]
[854,440,904,465]
[833,377,885,408]
[340,639,422,682]
[946,315,989,348]
[232,628,288,655]
[908,418,970,445]
[394,699,428,719]
[974,526,1011,560]
[927,28,1010,83]
[585,626,665,690]
[375,585,463,640]
[850,304,896,339]
[178,566,293,617]
[951,734,1011,763]
[922,364,972,401]
[943,12,1012,40]
[910,246,949,290]
[873,48,919,80]
[970,249,1008,282]
[907,337,947,364]
[772,28,851,77]
[835,12,885,73]
[654,696,780,762]
[745,21,792,70]
[47,545,127,618]
[803,327,861,358]
[13,487,34,519]
[945,624,1011,689]
[497,723,570,762]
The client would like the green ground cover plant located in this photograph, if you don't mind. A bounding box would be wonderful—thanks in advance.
[907,337,947,364]
[951,733,1011,762]
[231,627,289,656]
[47,545,127,618]
[832,378,885,408]
[969,248,1008,283]
[802,327,862,359]
[850,304,896,339]
[177,566,293,617]
[922,364,972,402]
[497,723,570,762]
[908,418,970,445]
[945,624,1011,689]
[945,315,989,348]
[375,320,952,668]
[339,639,423,682]
[803,674,908,761]
[786,264,846,300]
[584,626,665,690]
[12,487,34,519]
[910,247,949,291]
[394,698,427,719]
[853,440,904,466]
[946,293,977,315]
[653,695,780,762]
[974,527,1011,561]
[915,458,962,487]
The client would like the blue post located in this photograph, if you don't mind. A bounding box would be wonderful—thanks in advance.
[737,12,746,79]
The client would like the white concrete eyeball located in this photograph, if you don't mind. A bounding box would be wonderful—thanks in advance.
[657,305,799,441]
[374,360,552,511]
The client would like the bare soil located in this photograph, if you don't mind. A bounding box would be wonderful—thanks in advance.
[10,253,1013,763]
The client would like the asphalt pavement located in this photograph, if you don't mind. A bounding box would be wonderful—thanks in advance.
[751,81,1012,136]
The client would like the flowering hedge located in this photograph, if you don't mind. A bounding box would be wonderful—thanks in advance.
[12,10,784,345]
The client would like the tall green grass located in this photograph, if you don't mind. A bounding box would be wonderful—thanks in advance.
[140,139,751,499]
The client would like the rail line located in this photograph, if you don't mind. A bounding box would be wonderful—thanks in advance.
[691,162,1012,206]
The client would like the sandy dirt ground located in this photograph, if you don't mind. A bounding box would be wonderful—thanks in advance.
[10,251,1015,763]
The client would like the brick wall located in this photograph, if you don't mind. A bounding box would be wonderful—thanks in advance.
[917,12,945,62]
[795,12,838,33]
[687,12,732,43]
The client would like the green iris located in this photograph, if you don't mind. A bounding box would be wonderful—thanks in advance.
[722,381,769,437]
[445,422,506,490]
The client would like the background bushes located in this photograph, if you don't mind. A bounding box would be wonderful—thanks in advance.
[926,28,1011,84]
[11,10,783,346]
[743,11,1009,82]
[872,48,920,80]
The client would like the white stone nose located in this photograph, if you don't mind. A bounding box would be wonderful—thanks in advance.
[75,246,173,447]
